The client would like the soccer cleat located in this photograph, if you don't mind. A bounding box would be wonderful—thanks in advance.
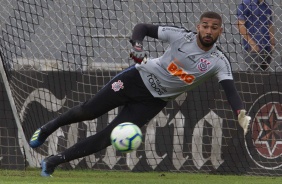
[41,156,55,177]
[29,128,46,148]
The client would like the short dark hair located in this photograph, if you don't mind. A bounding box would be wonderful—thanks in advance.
[200,11,222,26]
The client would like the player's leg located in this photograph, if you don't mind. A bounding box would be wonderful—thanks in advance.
[40,95,167,176]
[30,66,137,148]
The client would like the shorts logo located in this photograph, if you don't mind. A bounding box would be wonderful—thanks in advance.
[111,80,124,92]
[198,58,211,72]
[246,92,282,169]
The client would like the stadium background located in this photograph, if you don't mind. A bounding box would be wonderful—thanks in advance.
[0,0,282,176]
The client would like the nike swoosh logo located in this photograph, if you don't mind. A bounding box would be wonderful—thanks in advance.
[178,48,186,53]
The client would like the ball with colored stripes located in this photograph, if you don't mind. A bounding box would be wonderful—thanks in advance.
[110,122,142,153]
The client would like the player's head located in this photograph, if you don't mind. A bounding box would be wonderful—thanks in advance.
[196,11,223,51]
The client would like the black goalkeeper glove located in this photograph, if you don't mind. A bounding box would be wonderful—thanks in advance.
[129,40,147,64]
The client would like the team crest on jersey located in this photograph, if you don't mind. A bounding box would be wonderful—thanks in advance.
[197,58,211,72]
[111,80,124,92]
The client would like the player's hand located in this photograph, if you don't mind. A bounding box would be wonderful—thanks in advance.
[129,40,147,64]
[238,110,251,136]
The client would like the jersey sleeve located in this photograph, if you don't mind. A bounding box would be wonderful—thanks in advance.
[216,56,233,82]
[220,79,244,114]
[158,26,187,43]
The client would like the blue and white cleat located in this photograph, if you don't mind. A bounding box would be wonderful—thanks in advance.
[29,128,45,148]
[41,156,55,177]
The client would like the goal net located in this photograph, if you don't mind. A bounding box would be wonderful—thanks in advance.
[0,0,282,175]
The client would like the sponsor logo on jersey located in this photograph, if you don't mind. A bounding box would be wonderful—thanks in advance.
[111,80,124,92]
[146,73,167,95]
[246,92,282,169]
[211,51,219,58]
[162,27,182,32]
[197,58,211,72]
[167,60,195,84]
[183,33,193,42]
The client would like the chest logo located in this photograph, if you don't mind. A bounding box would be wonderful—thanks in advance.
[178,48,186,53]
[167,60,195,84]
[198,58,211,72]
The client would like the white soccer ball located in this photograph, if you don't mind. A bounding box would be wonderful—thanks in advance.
[110,122,142,153]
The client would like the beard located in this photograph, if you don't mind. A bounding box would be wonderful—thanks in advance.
[198,32,218,48]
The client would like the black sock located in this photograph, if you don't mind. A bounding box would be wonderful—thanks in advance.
[47,154,66,167]
[49,124,113,166]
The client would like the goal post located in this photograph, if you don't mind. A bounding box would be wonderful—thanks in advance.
[0,0,282,175]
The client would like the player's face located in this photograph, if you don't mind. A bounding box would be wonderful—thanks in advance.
[196,17,223,51]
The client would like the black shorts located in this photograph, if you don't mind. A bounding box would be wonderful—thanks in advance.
[81,65,168,128]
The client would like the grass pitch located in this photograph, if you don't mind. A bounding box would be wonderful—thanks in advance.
[0,169,281,184]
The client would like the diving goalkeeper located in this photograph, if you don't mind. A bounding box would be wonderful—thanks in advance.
[29,11,251,177]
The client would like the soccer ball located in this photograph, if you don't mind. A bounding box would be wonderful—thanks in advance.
[110,122,142,153]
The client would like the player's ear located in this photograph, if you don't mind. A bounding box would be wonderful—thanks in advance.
[196,24,200,32]
[219,27,223,35]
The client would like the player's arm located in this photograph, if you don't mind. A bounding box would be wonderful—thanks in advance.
[265,5,275,52]
[269,23,275,51]
[237,19,259,52]
[236,3,259,52]
[130,24,159,63]
[131,23,159,41]
[220,79,251,135]
[269,12,275,51]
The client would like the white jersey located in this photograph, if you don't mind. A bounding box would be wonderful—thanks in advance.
[135,26,233,101]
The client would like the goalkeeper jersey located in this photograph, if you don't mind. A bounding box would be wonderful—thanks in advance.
[135,26,233,101]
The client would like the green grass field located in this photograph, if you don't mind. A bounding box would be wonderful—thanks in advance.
[0,169,282,184]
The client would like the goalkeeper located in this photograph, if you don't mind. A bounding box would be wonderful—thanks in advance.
[29,11,251,177]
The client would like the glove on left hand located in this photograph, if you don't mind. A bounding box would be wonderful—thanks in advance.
[238,110,251,135]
